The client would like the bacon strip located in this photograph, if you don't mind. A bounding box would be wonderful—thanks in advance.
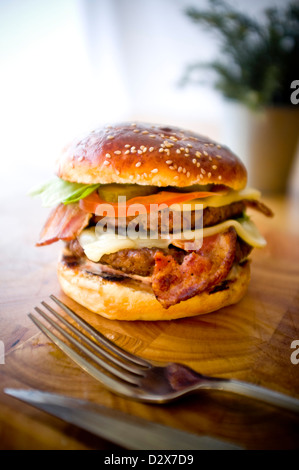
[152,228,237,308]
[36,203,91,246]
[244,199,274,217]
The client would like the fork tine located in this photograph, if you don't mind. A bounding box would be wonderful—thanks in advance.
[33,307,140,386]
[50,295,150,368]
[41,301,145,377]
[28,313,140,400]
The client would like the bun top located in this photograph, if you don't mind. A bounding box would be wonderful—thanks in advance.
[56,122,247,190]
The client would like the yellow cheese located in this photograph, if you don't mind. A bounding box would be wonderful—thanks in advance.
[78,216,266,262]
[170,187,261,211]
[183,218,266,248]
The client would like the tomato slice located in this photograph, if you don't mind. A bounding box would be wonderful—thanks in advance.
[79,189,228,217]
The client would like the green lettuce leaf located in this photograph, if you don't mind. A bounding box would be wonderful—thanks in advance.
[28,177,100,207]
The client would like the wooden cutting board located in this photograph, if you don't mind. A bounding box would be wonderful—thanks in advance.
[1,183,299,450]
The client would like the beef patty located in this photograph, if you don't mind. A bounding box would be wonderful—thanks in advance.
[68,234,252,278]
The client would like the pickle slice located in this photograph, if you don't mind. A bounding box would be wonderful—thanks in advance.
[97,184,159,202]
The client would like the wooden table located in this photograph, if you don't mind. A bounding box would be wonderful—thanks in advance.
[1,167,299,450]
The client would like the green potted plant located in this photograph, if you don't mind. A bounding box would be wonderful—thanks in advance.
[182,0,299,193]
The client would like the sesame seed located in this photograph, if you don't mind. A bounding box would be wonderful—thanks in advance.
[169,166,175,170]
[103,160,110,166]
[209,156,213,162]
[196,151,202,158]
[174,175,179,180]
[209,143,214,147]
[124,150,130,155]
[197,162,201,168]
[166,160,173,165]
[137,150,143,154]
[140,145,145,150]
[201,168,206,175]
[105,153,111,158]
[187,143,192,148]
[141,130,149,134]
[186,171,190,178]
[216,154,222,159]
[114,150,121,155]
[125,144,130,148]
[136,174,140,180]
[143,147,147,153]
[149,134,156,138]
[107,135,114,140]
[212,164,217,170]
[184,154,189,157]
[143,173,148,178]
[192,158,197,164]
[135,162,141,167]
[159,148,164,153]
[203,151,208,156]
[129,175,134,180]
[200,174,204,179]
[78,156,84,162]
[208,172,211,178]
[165,149,170,155]
[164,140,173,148]
[217,144,221,149]
[185,148,189,153]
[176,149,181,154]
[131,123,136,127]
[116,169,120,175]
[218,175,222,180]
[182,168,186,174]
[151,168,158,173]
[178,166,182,172]
[131,149,136,153]
[133,129,140,133]
[180,147,185,151]
[170,136,178,141]
[149,147,154,152]
[204,143,209,147]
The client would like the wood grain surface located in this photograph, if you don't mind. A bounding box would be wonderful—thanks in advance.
[0,167,299,450]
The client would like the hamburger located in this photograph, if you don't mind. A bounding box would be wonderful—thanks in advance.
[31,122,273,321]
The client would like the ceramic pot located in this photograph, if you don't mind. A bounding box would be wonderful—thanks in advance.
[221,104,299,194]
[246,106,299,194]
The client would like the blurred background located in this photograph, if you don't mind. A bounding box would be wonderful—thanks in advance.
[0,0,298,193]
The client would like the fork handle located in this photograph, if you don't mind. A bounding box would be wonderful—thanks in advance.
[209,379,299,413]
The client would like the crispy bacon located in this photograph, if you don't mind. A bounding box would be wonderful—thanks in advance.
[151,228,237,308]
[244,199,274,217]
[36,203,91,246]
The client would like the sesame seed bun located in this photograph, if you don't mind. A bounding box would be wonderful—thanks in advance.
[57,254,251,321]
[56,122,247,190]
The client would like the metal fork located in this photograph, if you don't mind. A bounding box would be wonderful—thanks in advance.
[28,295,299,412]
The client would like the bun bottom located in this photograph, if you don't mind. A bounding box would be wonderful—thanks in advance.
[57,257,250,321]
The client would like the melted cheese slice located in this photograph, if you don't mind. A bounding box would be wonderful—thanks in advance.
[170,187,261,211]
[78,217,266,262]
